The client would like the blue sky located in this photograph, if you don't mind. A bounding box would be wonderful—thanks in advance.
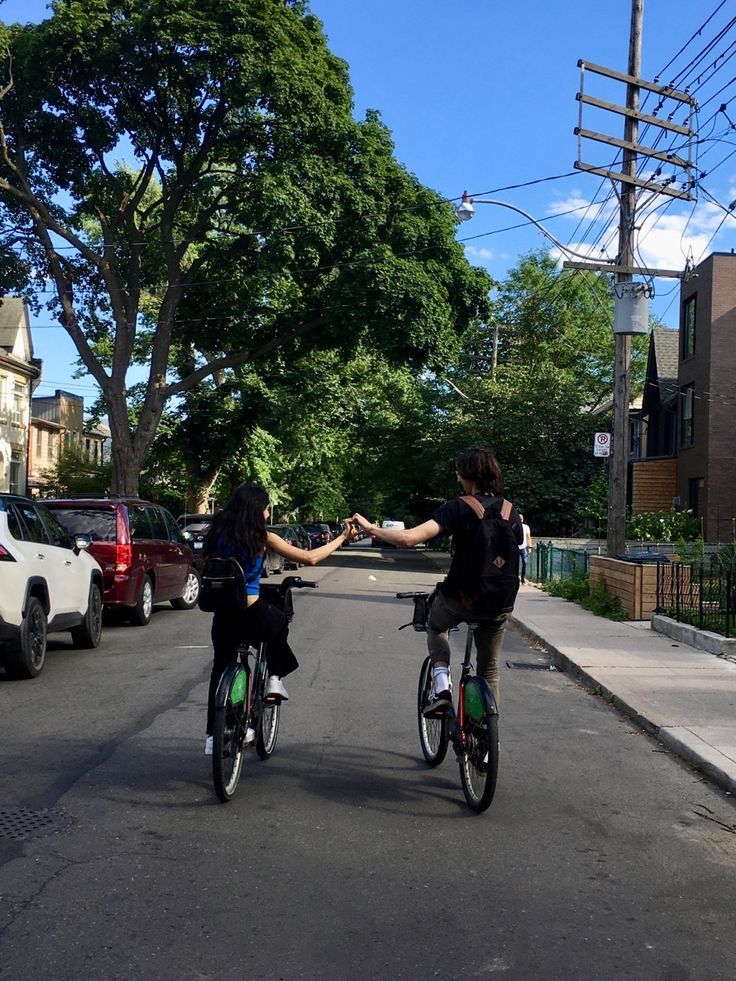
[2,0,735,403]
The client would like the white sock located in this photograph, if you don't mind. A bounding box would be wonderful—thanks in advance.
[432,666,450,694]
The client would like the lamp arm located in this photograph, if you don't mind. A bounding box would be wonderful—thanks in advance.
[469,198,610,264]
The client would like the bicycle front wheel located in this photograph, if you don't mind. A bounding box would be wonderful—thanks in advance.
[459,677,499,813]
[417,656,448,767]
[212,665,248,802]
[256,691,281,760]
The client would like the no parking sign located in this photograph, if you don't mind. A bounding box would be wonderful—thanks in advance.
[594,432,611,457]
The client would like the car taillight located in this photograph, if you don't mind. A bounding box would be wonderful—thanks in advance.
[115,542,132,573]
[0,543,16,561]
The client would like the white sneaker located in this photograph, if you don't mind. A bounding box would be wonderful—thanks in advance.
[204,735,213,755]
[245,727,256,745]
[265,676,289,701]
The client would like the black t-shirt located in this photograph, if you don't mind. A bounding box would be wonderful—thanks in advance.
[431,494,524,600]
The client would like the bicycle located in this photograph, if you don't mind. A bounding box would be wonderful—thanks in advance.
[396,590,500,813]
[212,575,316,802]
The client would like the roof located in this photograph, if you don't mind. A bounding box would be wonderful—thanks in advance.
[0,296,35,368]
[649,327,679,408]
[0,296,27,333]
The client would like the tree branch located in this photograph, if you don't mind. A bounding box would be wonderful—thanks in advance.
[163,316,327,397]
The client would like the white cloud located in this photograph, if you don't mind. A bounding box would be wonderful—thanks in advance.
[545,183,736,275]
[464,244,494,262]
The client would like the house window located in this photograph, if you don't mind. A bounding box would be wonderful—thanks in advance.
[680,384,694,447]
[12,385,25,426]
[9,449,22,494]
[35,428,43,457]
[688,477,704,517]
[683,295,696,360]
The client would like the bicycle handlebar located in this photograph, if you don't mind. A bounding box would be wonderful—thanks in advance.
[281,575,318,591]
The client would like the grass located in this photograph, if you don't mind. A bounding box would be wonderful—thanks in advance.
[541,571,627,622]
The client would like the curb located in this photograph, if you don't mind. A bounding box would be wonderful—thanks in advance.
[511,614,661,739]
[511,613,736,795]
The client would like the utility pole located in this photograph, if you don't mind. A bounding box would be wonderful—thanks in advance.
[565,0,697,556]
[608,0,643,557]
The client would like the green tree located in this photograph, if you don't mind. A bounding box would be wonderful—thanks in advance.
[39,445,111,497]
[418,252,650,534]
[0,1,489,495]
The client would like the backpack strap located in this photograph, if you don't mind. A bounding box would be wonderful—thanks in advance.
[460,495,513,521]
[459,495,486,519]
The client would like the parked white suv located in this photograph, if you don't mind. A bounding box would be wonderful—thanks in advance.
[0,494,104,679]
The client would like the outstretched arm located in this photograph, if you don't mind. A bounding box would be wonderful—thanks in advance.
[267,520,359,567]
[352,513,441,548]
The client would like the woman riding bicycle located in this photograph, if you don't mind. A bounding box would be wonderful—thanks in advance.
[352,447,523,715]
[202,484,355,755]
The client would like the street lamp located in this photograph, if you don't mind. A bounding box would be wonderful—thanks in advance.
[455,191,604,263]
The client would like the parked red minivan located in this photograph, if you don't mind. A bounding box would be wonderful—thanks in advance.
[44,498,199,626]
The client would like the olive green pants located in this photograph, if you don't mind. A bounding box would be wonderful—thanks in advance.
[426,588,508,706]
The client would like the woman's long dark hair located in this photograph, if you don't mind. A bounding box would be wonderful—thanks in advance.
[455,447,504,495]
[203,484,269,560]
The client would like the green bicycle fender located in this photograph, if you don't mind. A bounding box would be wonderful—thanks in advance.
[215,662,248,709]
[463,676,498,721]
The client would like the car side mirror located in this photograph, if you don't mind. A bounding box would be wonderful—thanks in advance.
[74,534,92,551]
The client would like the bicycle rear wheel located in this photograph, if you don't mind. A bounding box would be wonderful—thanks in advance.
[212,664,248,802]
[417,656,448,767]
[459,677,499,813]
[256,692,281,760]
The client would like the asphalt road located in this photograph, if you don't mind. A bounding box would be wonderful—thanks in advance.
[1,546,736,981]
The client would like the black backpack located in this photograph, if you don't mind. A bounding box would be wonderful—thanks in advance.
[454,496,520,615]
[197,556,249,613]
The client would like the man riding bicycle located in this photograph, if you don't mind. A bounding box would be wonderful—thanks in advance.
[352,447,523,715]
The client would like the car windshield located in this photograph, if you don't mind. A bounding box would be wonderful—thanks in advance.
[179,515,213,529]
[48,508,116,542]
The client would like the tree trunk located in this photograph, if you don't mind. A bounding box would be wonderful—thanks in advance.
[185,469,220,513]
[107,401,145,496]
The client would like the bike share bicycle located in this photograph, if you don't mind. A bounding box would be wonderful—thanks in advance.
[212,575,316,802]
[396,589,499,813]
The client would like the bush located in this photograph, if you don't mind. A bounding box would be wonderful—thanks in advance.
[542,571,626,621]
[626,510,701,543]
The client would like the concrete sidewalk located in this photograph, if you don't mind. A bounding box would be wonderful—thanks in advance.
[512,583,736,796]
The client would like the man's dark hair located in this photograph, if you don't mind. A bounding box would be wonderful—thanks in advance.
[455,447,504,495]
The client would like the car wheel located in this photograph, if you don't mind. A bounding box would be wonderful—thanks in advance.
[71,583,103,649]
[6,596,48,679]
[273,554,285,575]
[130,575,154,626]
[171,569,200,610]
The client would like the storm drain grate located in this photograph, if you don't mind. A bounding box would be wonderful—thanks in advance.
[506,661,554,670]
[0,807,68,842]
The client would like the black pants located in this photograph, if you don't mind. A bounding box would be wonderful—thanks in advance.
[206,599,299,734]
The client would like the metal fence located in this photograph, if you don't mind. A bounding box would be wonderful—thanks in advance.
[532,543,590,583]
[656,561,736,637]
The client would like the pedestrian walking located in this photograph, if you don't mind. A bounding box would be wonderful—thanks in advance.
[518,512,533,584]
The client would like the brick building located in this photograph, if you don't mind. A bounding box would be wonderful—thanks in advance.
[676,252,736,541]
[630,252,736,541]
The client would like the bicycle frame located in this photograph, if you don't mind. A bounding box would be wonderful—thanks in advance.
[444,623,499,753]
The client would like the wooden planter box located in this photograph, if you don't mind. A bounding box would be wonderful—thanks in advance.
[588,556,660,620]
